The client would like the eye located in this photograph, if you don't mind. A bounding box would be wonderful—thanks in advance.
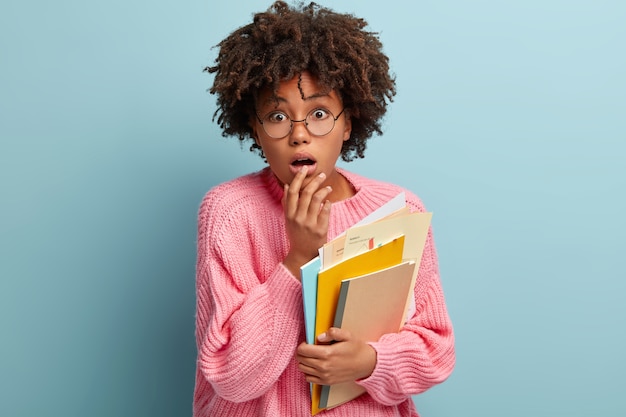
[309,108,330,121]
[266,112,289,123]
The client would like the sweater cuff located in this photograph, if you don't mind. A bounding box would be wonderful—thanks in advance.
[357,342,397,392]
[264,263,303,320]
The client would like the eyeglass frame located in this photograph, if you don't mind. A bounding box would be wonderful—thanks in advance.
[254,107,346,139]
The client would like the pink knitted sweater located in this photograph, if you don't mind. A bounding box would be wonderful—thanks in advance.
[194,167,455,417]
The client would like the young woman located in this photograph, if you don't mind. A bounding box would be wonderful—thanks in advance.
[194,2,455,416]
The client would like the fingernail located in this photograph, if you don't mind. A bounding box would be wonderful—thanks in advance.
[318,172,326,179]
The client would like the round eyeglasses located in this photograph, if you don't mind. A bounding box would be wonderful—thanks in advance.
[255,107,345,139]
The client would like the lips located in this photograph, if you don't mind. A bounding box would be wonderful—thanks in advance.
[290,153,317,175]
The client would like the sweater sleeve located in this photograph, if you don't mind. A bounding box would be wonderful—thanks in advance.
[194,191,303,403]
[357,194,455,405]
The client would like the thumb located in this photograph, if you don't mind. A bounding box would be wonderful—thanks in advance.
[317,327,350,343]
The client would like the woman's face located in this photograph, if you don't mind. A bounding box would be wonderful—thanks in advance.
[251,71,352,193]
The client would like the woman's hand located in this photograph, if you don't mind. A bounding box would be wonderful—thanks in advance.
[282,168,332,277]
[296,327,377,386]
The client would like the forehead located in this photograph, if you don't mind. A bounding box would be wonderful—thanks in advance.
[256,72,340,107]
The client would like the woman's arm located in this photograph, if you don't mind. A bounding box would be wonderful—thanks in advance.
[358,224,455,405]
[194,193,302,403]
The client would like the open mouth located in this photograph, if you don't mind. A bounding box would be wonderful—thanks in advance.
[289,155,318,175]
[291,158,315,167]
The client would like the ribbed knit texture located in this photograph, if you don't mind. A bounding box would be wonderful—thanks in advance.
[194,167,455,417]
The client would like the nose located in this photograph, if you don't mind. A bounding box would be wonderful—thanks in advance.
[289,119,310,145]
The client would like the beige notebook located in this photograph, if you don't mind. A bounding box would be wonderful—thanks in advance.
[319,260,417,410]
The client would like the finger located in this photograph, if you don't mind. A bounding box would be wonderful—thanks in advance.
[296,342,314,358]
[296,172,326,218]
[307,185,332,218]
[299,359,335,385]
[297,352,325,380]
[297,359,321,376]
[282,184,292,216]
[296,342,325,359]
[289,166,308,192]
[303,373,326,385]
[316,198,332,230]
[318,327,350,343]
[282,168,307,217]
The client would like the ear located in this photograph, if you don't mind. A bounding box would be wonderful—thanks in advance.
[249,116,261,146]
[252,132,260,147]
[342,112,352,142]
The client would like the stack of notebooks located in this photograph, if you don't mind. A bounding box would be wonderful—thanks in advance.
[300,192,433,415]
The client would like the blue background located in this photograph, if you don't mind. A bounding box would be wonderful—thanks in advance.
[1,1,624,416]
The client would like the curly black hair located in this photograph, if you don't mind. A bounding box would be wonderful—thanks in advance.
[205,1,396,162]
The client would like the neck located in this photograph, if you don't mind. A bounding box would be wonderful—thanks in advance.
[326,168,356,203]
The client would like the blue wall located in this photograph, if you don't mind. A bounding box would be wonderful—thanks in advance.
[1,1,624,416]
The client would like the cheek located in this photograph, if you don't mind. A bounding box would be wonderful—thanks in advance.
[260,146,286,172]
